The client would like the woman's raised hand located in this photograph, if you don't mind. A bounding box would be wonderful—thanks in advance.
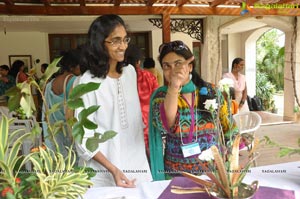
[169,56,194,89]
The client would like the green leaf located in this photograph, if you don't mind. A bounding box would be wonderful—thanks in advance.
[72,123,85,143]
[278,148,293,157]
[20,95,35,118]
[67,98,84,110]
[48,103,62,115]
[99,131,117,143]
[6,192,15,199]
[31,122,43,138]
[39,57,61,88]
[7,141,23,168]
[78,106,100,130]
[0,116,9,160]
[82,119,98,130]
[25,175,39,182]
[86,137,99,152]
[73,166,96,179]
[78,106,100,120]
[5,87,22,112]
[69,82,100,99]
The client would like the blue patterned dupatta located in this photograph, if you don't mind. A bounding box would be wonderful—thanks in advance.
[148,80,196,181]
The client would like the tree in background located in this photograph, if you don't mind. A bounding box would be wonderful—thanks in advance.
[256,29,284,113]
[256,28,284,91]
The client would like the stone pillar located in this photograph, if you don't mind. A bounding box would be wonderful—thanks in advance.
[284,17,300,121]
[201,16,222,85]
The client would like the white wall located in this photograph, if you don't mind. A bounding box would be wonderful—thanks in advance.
[0,32,49,78]
[227,33,243,72]
[150,29,162,72]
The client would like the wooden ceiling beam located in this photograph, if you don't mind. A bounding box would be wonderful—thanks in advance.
[147,0,158,6]
[79,0,86,6]
[246,0,258,6]
[209,0,226,7]
[4,0,13,6]
[177,0,189,7]
[114,0,122,6]
[0,5,300,16]
[162,13,170,42]
[41,0,51,7]
[277,0,295,3]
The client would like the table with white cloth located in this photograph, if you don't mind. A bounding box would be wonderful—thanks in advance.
[82,161,300,199]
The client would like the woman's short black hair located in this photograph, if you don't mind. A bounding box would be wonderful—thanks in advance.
[9,60,25,78]
[0,64,10,71]
[143,57,155,69]
[59,49,81,72]
[41,63,48,70]
[124,44,142,68]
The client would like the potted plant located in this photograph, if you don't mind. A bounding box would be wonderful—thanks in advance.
[0,57,116,198]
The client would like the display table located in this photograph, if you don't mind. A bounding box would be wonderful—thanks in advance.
[82,161,300,199]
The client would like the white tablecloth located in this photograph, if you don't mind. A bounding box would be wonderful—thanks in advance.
[82,161,300,199]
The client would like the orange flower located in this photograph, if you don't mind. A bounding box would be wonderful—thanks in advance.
[30,147,39,153]
[41,145,47,150]
[1,187,14,197]
[30,145,47,153]
[15,178,21,184]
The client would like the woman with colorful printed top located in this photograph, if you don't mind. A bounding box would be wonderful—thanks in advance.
[149,40,237,181]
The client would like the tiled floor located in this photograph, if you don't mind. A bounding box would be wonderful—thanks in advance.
[245,111,300,167]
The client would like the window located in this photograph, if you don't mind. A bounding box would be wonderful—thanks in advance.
[48,32,150,62]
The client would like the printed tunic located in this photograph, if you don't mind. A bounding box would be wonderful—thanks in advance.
[150,82,236,178]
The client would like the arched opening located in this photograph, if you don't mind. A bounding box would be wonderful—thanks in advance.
[219,16,294,122]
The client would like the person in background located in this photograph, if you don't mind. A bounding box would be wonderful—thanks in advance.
[229,87,239,115]
[9,60,28,83]
[74,14,152,187]
[41,63,48,74]
[42,48,81,159]
[223,58,249,113]
[222,86,239,115]
[149,40,237,180]
[125,44,158,157]
[0,64,15,96]
[143,57,164,86]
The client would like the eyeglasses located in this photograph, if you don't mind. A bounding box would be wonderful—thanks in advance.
[158,40,189,53]
[105,37,131,47]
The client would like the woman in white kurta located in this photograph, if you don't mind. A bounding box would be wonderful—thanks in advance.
[74,14,152,187]
[223,58,249,113]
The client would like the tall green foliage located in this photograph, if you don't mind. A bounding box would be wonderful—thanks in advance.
[256,29,284,91]
[256,72,276,112]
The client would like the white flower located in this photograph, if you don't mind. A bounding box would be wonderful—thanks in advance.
[198,147,214,161]
[204,99,218,111]
[219,78,234,94]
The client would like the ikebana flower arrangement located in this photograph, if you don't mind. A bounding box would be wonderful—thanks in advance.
[0,57,116,198]
[181,78,260,199]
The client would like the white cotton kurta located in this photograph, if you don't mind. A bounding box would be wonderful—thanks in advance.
[74,64,152,187]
